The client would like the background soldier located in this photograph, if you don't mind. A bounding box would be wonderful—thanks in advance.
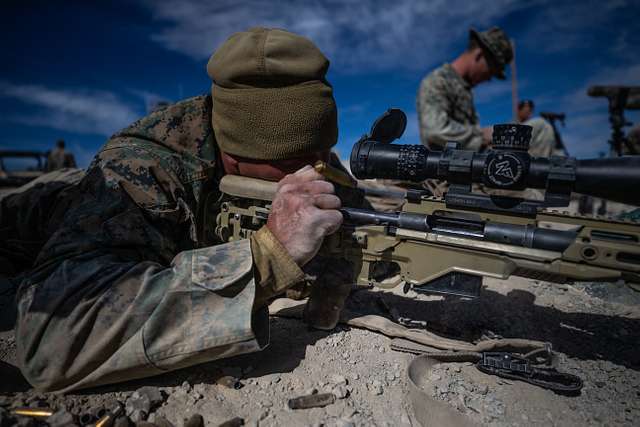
[416,27,513,151]
[516,99,555,157]
[45,139,76,171]
[1,27,359,392]
[517,99,534,123]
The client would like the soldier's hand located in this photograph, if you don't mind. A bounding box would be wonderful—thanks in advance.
[267,165,343,266]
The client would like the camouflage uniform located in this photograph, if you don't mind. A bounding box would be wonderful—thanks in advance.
[416,64,554,158]
[417,64,484,151]
[2,95,336,392]
[521,117,554,158]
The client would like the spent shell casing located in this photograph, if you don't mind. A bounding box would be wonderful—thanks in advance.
[11,407,54,418]
[287,392,336,410]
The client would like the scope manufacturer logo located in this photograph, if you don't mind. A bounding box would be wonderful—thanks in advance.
[485,153,523,187]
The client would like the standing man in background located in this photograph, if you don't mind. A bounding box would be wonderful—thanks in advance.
[517,99,535,123]
[46,139,76,171]
[517,99,556,157]
[416,27,513,151]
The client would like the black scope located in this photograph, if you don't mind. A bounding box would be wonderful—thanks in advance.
[350,112,640,206]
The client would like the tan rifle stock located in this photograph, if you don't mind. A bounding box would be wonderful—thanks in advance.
[217,175,640,296]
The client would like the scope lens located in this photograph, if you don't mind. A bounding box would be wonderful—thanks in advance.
[350,140,429,181]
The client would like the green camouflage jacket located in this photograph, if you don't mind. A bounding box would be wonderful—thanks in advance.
[11,95,273,392]
[416,63,484,151]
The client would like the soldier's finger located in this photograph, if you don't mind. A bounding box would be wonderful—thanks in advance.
[291,166,325,182]
[316,210,343,235]
[280,180,334,195]
[313,194,341,210]
[293,165,314,175]
[278,166,325,188]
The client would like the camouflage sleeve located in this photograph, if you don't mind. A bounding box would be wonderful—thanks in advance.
[526,117,554,158]
[417,76,483,150]
[15,141,269,392]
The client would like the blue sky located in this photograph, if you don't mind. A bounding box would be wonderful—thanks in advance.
[2,0,639,168]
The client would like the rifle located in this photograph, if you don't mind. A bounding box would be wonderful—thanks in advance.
[217,110,640,298]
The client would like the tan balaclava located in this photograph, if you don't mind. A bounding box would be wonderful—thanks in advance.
[207,27,338,160]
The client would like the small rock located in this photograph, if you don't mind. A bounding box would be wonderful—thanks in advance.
[47,409,77,427]
[126,393,151,418]
[129,409,147,423]
[136,386,164,407]
[452,365,462,373]
[369,380,383,396]
[217,376,242,389]
[113,415,132,427]
[184,414,204,427]
[351,373,360,381]
[181,381,192,392]
[335,418,355,427]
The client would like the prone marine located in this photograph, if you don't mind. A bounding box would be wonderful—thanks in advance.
[0,27,365,392]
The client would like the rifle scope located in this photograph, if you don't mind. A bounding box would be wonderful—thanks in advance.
[350,114,640,206]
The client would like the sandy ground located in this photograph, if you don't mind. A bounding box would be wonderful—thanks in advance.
[2,273,640,427]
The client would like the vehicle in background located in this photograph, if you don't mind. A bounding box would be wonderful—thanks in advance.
[0,150,47,190]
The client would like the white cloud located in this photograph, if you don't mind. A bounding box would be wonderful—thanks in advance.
[0,81,141,136]
[139,0,529,72]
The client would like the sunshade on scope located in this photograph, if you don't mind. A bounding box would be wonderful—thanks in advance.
[350,109,640,206]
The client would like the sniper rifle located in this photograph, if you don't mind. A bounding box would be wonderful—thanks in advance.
[216,110,640,298]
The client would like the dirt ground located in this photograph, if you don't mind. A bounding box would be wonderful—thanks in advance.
[1,273,640,426]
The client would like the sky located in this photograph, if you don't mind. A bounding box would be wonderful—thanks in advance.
[2,0,639,169]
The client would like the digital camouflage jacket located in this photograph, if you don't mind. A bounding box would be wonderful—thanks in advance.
[4,95,310,392]
[417,63,484,151]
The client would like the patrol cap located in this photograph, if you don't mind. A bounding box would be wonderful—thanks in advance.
[469,27,513,80]
[207,27,337,160]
